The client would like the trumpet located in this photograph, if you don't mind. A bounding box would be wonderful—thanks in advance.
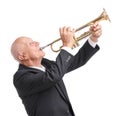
[41,8,110,52]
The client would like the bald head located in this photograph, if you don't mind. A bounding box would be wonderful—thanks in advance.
[11,36,31,61]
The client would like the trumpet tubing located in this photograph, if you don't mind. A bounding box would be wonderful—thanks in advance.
[41,8,110,52]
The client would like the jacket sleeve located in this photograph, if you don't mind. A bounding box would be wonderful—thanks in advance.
[14,50,74,97]
[66,40,100,73]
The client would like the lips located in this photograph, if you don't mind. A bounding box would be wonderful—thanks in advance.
[39,47,42,51]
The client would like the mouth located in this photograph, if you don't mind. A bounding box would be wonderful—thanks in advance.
[39,46,44,51]
[39,47,42,51]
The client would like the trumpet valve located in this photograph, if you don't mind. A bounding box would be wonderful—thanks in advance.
[72,38,79,49]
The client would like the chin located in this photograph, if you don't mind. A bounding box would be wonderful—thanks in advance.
[40,53,45,58]
[42,51,45,56]
[43,53,45,57]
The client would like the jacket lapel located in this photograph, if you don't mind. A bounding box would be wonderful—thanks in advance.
[42,58,70,103]
[55,80,70,104]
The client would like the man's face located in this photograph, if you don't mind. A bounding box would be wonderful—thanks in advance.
[22,38,45,60]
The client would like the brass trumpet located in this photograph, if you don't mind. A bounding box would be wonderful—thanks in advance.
[41,8,110,52]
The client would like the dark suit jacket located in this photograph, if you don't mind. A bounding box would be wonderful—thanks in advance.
[13,41,99,116]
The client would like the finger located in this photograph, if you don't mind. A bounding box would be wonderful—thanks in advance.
[59,27,62,34]
[63,26,67,33]
[93,29,102,37]
[91,24,101,32]
[90,22,99,28]
[66,27,71,32]
[95,25,102,32]
[59,27,64,37]
[72,28,76,33]
[59,26,66,35]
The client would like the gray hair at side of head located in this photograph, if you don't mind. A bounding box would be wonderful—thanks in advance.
[10,36,27,62]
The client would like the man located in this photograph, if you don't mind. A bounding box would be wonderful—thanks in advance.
[11,22,102,116]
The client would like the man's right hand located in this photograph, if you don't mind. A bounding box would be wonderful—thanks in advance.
[59,26,76,48]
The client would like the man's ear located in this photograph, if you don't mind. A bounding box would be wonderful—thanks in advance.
[18,52,28,61]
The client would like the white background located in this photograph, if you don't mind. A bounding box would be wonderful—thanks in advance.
[0,0,120,116]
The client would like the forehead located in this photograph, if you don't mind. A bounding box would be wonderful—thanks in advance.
[13,37,35,49]
[22,37,33,43]
[15,37,33,46]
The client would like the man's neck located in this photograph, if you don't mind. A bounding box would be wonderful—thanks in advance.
[20,59,42,67]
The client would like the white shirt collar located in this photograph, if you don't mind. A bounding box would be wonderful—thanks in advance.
[29,65,46,72]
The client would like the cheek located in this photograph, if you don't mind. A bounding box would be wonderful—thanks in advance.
[42,51,45,56]
[39,51,45,57]
[29,49,45,58]
[28,50,37,57]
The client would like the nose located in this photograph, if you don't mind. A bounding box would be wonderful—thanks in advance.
[35,41,39,46]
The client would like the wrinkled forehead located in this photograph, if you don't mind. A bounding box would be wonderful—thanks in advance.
[12,37,33,49]
[16,36,33,44]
